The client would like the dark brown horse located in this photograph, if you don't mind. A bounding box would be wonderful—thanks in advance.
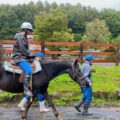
[0,59,82,120]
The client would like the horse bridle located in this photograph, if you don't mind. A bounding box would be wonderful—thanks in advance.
[72,63,81,80]
[72,64,85,86]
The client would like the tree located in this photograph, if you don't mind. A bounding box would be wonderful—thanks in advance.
[112,35,120,44]
[36,1,44,12]
[99,9,120,38]
[48,31,74,50]
[66,4,98,34]
[51,2,58,9]
[0,3,37,39]
[81,18,111,43]
[74,33,82,42]
[34,8,73,42]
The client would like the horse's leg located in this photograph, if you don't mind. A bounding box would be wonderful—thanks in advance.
[43,91,63,120]
[21,97,34,120]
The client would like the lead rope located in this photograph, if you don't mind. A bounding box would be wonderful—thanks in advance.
[30,74,33,102]
[30,61,36,102]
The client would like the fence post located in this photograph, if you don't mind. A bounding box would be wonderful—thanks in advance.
[117,44,119,66]
[0,40,3,63]
[41,41,45,54]
[115,44,119,66]
[79,43,83,64]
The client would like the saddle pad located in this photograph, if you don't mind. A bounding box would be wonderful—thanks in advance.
[3,60,42,74]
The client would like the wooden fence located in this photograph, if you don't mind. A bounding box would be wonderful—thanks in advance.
[2,40,120,65]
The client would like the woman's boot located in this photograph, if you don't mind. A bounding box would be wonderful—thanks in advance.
[18,97,28,111]
[82,102,92,115]
[39,101,50,112]
[74,99,84,112]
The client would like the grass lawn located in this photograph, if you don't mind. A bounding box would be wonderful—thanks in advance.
[0,65,120,106]
[48,65,120,105]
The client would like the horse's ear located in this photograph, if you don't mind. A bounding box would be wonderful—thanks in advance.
[73,59,78,66]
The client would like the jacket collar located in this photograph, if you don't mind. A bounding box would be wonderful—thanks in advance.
[85,60,92,66]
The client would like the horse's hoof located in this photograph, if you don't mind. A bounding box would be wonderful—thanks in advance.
[21,111,27,120]
[56,113,63,120]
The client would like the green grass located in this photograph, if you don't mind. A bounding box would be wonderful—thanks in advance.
[47,65,120,105]
[48,66,120,93]
[93,66,120,91]
[0,65,120,106]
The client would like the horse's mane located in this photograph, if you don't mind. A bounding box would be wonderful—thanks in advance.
[40,60,72,70]
[40,60,72,79]
[41,60,71,65]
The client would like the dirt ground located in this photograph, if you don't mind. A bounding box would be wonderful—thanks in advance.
[0,105,120,120]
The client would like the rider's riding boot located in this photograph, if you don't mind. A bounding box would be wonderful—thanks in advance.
[74,99,84,112]
[82,102,92,115]
[18,97,28,111]
[24,75,33,97]
[39,101,50,112]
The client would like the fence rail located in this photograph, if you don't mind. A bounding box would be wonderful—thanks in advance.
[2,40,120,65]
[2,40,119,47]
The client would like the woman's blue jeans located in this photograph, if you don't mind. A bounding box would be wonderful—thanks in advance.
[81,86,92,104]
[25,93,44,101]
[17,61,32,75]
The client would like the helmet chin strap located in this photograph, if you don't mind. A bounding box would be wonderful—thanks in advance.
[22,28,32,39]
[25,29,28,34]
[23,29,29,39]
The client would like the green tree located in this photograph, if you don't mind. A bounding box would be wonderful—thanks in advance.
[81,18,111,43]
[34,8,73,42]
[74,33,82,42]
[36,1,44,12]
[66,4,98,34]
[51,2,58,9]
[48,31,74,50]
[99,9,120,38]
[44,1,51,12]
[112,35,120,44]
[0,3,37,39]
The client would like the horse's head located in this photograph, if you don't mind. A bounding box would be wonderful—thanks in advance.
[66,59,83,85]
[72,59,83,85]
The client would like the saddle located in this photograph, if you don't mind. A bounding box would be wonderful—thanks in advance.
[4,60,42,83]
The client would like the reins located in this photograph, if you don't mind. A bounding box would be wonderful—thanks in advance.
[72,63,81,79]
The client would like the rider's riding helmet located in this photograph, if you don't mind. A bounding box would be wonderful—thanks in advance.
[85,54,95,61]
[21,22,33,31]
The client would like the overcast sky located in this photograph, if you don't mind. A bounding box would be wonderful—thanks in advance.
[0,0,120,11]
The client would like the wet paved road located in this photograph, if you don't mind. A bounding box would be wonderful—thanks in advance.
[0,106,120,120]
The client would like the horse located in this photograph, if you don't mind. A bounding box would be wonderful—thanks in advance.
[0,59,82,120]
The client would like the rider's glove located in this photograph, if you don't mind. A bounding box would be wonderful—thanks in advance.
[34,52,45,58]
